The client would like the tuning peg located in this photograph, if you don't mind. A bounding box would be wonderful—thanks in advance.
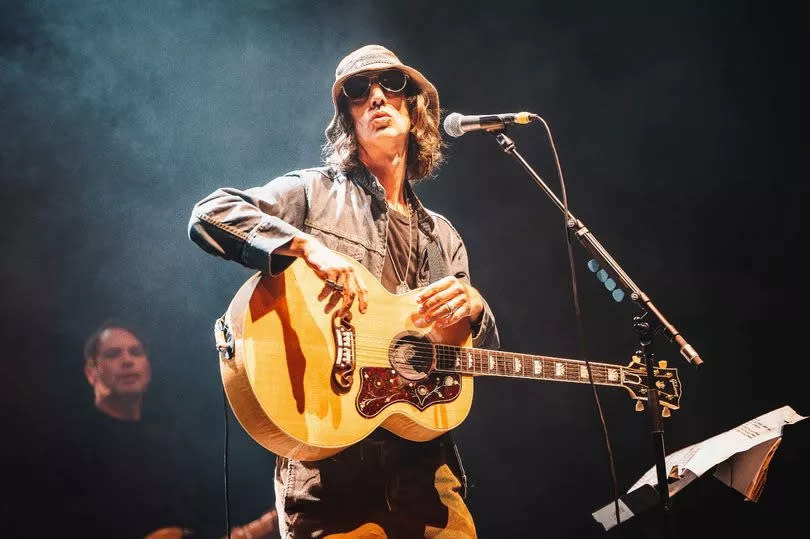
[635,401,645,412]
[658,360,668,369]
[661,407,671,418]
[631,354,642,364]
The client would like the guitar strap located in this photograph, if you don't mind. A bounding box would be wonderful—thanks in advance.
[426,236,468,499]
[426,236,447,284]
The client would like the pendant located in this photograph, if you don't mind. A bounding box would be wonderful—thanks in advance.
[395,282,410,294]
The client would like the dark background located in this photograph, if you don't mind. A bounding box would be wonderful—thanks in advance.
[1,1,806,537]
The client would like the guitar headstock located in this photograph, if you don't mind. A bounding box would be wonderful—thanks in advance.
[620,356,681,417]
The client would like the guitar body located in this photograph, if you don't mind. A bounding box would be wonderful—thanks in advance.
[220,253,474,461]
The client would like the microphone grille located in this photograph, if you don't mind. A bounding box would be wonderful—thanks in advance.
[443,113,464,138]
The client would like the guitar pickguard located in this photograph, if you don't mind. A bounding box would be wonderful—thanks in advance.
[356,368,461,418]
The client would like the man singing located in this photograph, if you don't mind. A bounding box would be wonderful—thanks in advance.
[189,45,498,538]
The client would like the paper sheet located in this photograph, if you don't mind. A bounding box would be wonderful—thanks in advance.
[593,405,806,530]
[629,405,805,492]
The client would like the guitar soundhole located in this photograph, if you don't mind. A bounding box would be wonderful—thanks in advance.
[389,333,434,381]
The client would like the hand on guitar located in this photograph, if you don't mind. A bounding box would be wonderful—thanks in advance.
[279,234,369,315]
[414,276,484,329]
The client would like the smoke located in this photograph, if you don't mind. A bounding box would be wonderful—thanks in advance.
[0,0,399,530]
[1,1,804,536]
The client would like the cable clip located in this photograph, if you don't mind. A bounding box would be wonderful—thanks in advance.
[214,317,234,361]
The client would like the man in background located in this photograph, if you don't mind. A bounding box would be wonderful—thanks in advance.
[83,322,152,421]
[77,321,279,538]
[37,321,199,538]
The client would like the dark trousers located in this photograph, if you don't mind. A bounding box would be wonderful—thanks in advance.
[274,430,475,538]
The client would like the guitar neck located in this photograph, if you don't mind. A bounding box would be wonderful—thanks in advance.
[434,344,625,388]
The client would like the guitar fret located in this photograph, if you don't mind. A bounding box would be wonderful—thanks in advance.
[428,345,622,388]
[440,344,451,370]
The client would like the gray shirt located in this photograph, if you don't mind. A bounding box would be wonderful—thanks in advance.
[188,165,498,350]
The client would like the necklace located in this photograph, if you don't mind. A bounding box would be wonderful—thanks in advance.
[387,203,413,294]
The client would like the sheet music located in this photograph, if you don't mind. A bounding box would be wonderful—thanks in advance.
[594,405,806,530]
[629,405,806,492]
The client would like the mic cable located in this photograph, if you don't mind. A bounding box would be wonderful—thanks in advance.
[534,116,623,527]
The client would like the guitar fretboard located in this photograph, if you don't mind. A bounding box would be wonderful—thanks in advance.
[434,344,623,387]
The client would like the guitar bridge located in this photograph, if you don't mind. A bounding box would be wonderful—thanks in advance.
[332,315,355,392]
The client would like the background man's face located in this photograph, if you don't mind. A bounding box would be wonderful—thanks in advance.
[86,328,152,397]
[348,75,411,153]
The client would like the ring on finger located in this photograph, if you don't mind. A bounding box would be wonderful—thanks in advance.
[444,301,455,317]
[325,278,344,292]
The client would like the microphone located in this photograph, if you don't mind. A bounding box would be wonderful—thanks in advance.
[443,111,538,138]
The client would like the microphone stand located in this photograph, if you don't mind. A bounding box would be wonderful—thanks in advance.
[488,129,703,536]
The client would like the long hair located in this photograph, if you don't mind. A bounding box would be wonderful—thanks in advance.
[323,91,443,182]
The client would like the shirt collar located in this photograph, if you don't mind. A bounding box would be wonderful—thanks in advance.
[349,165,436,236]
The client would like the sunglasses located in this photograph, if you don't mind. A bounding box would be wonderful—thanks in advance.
[341,69,409,100]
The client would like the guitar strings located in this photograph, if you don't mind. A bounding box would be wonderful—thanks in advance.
[244,333,624,372]
[354,336,619,374]
[246,340,616,370]
[243,335,623,377]
[237,339,673,393]
[244,332,621,369]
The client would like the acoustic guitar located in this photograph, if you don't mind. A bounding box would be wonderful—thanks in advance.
[214,251,681,461]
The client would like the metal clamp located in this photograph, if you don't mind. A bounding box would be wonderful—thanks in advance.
[214,317,234,361]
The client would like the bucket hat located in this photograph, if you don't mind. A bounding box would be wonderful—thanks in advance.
[326,45,440,140]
